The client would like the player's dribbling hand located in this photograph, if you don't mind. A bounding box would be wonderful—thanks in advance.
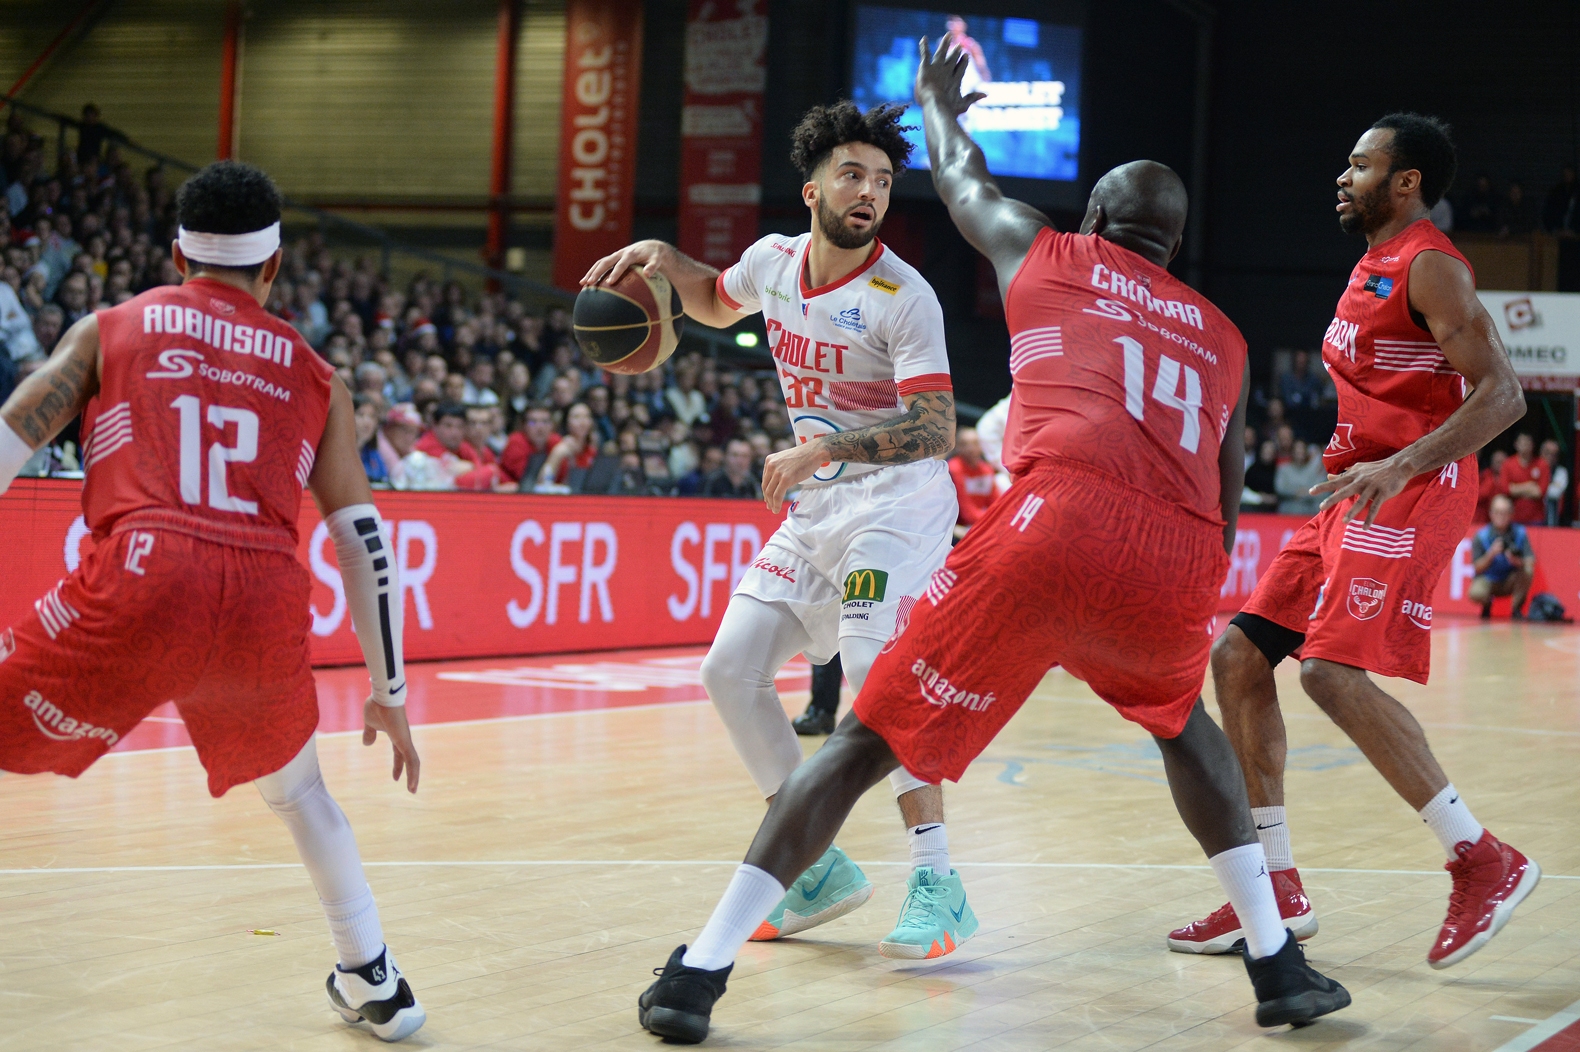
[363,697,421,794]
[761,441,825,514]
[1309,457,1411,528]
[580,240,670,288]
[914,36,987,115]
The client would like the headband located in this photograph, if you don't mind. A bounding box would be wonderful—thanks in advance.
[177,221,281,267]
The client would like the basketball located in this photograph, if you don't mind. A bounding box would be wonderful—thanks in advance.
[572,268,685,375]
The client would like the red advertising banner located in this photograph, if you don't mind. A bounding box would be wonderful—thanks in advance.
[551,0,644,290]
[0,481,784,667]
[675,0,767,268]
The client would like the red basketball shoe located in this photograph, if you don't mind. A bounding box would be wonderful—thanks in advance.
[1168,869,1319,954]
[1427,830,1540,969]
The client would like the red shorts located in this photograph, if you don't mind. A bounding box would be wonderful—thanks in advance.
[853,458,1230,784]
[1241,455,1476,683]
[0,512,319,797]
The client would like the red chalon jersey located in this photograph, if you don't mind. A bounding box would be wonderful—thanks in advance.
[1320,218,1473,474]
[1001,229,1248,525]
[82,278,334,542]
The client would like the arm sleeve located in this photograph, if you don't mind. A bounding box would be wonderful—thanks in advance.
[886,291,953,395]
[716,237,770,314]
[325,503,407,707]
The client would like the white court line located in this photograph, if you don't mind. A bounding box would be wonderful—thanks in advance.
[0,860,1574,878]
[1489,997,1580,1052]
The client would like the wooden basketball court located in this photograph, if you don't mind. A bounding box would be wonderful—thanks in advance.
[1,619,1576,1050]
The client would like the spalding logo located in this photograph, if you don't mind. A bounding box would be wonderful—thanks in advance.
[1347,577,1387,620]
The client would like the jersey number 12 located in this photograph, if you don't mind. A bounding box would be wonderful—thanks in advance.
[1114,336,1202,453]
[171,395,260,515]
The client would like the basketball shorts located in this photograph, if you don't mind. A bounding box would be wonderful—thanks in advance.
[733,459,957,664]
[1240,455,1476,683]
[854,457,1229,784]
[0,515,320,797]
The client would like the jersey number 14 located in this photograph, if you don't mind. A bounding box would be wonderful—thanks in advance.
[1114,336,1203,453]
[171,395,261,515]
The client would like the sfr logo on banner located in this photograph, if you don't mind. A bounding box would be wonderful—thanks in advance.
[551,0,645,290]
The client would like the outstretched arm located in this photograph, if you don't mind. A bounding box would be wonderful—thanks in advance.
[759,389,955,513]
[916,36,1051,294]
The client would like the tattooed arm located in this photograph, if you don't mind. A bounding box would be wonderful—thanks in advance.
[760,389,956,513]
[1,314,100,451]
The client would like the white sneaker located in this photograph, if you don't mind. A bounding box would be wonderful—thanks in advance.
[326,946,426,1042]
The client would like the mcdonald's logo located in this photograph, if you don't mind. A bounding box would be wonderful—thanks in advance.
[842,568,888,604]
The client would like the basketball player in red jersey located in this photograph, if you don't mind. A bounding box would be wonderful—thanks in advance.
[634,40,1350,1044]
[0,162,426,1041]
[1168,116,1537,969]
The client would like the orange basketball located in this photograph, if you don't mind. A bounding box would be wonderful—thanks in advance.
[572,268,686,375]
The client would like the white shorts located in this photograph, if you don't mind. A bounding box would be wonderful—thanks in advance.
[734,459,957,664]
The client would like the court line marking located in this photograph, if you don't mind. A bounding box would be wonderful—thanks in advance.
[0,860,1574,878]
[1490,998,1580,1052]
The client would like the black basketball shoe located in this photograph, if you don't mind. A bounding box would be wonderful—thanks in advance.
[638,945,732,1044]
[792,701,836,735]
[1244,929,1351,1027]
[326,946,426,1042]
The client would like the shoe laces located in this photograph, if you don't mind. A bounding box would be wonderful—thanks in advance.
[1199,901,1237,928]
[1443,842,1496,921]
[895,881,952,930]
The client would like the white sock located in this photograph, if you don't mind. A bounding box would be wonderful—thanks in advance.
[1209,843,1287,960]
[682,864,786,971]
[1419,783,1484,858]
[324,885,385,969]
[908,823,950,875]
[1251,806,1295,872]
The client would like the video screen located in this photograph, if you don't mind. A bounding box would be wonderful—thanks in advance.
[849,6,1082,183]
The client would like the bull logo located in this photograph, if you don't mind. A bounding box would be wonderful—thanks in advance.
[1346,577,1387,620]
[842,568,888,604]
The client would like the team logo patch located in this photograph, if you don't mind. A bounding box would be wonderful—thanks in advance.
[0,628,13,664]
[1362,273,1394,299]
[831,307,866,333]
[208,297,237,316]
[868,276,900,294]
[843,568,888,604]
[1346,577,1388,620]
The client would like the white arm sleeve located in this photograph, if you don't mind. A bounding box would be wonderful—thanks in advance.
[0,418,33,496]
[325,503,407,707]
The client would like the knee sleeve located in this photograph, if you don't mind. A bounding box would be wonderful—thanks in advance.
[703,595,814,798]
[1228,612,1305,669]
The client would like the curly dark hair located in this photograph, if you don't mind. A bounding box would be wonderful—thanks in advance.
[789,101,915,180]
[1370,112,1457,207]
[175,160,283,278]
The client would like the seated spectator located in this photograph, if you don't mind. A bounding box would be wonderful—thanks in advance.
[464,357,499,406]
[678,446,723,496]
[948,427,996,539]
[1470,495,1536,619]
[1542,439,1568,526]
[0,269,39,362]
[441,371,469,406]
[1458,173,1497,232]
[1278,350,1326,415]
[56,271,91,326]
[1499,181,1535,238]
[1475,448,1508,523]
[587,384,616,445]
[32,304,64,357]
[501,360,532,429]
[613,450,647,495]
[536,401,599,487]
[1273,424,1296,464]
[705,438,761,499]
[457,404,512,491]
[1275,439,1325,515]
[353,394,388,484]
[666,362,708,426]
[1242,439,1280,510]
[500,405,560,483]
[416,403,480,481]
[379,402,452,490]
[532,341,581,401]
[1500,433,1547,525]
[641,452,677,496]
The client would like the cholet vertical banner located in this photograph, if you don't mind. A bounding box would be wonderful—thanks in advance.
[676,0,767,269]
[552,0,645,290]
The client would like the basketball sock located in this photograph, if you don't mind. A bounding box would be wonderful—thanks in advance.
[1208,843,1286,960]
[254,738,386,969]
[683,864,786,971]
[1251,806,1295,872]
[1419,783,1484,858]
[907,823,950,875]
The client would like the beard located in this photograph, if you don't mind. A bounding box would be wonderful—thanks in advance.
[816,195,882,249]
[1339,179,1395,235]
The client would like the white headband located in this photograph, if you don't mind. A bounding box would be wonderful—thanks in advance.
[177,222,281,267]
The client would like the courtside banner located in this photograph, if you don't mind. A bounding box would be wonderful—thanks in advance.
[550,0,644,290]
[676,0,767,268]
[0,481,784,666]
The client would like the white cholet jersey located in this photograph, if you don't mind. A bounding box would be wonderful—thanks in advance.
[716,233,952,486]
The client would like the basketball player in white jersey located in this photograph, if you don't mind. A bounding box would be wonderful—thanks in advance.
[585,101,977,958]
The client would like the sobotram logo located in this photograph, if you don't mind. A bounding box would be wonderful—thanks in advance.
[842,568,889,604]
